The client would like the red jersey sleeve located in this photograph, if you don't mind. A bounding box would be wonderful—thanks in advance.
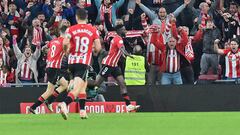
[223,49,231,55]
[116,37,124,49]
[92,26,100,40]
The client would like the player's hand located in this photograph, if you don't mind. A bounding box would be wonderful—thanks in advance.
[129,55,134,59]
[184,0,191,5]
[12,35,17,44]
[8,20,14,25]
[214,39,220,44]
[193,17,198,24]
[198,24,203,31]
[177,26,183,32]
[169,13,176,23]
[128,9,134,15]
[136,0,141,5]
[25,11,31,17]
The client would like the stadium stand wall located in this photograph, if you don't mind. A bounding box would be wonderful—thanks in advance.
[1,85,240,113]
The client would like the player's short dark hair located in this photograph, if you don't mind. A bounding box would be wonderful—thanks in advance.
[115,24,124,31]
[59,25,68,34]
[76,8,88,20]
[231,38,239,44]
[37,12,45,16]
[230,1,238,7]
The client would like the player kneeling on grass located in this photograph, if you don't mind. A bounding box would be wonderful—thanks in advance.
[57,8,101,120]
[88,24,140,112]
[29,26,69,114]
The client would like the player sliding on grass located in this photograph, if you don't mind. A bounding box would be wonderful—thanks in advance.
[88,24,140,112]
[58,8,101,120]
[29,26,69,114]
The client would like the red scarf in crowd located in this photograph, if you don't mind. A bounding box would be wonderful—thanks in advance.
[185,36,194,61]
[32,27,43,45]
[85,0,92,7]
[100,4,112,26]
[53,12,63,27]
[200,12,210,28]
[153,0,163,4]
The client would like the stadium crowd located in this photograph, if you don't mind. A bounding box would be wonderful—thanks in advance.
[0,0,239,87]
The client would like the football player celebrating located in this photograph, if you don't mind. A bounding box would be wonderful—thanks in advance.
[58,8,101,120]
[88,24,140,112]
[29,26,69,114]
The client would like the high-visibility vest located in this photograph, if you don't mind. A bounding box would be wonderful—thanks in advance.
[125,55,146,85]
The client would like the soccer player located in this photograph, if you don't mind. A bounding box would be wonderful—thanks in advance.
[28,26,69,114]
[58,8,101,120]
[88,24,140,112]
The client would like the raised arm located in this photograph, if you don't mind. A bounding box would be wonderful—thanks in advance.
[94,0,101,9]
[12,36,23,59]
[113,0,125,8]
[120,46,133,58]
[178,27,188,48]
[33,43,41,60]
[214,39,224,55]
[136,0,158,21]
[172,0,191,17]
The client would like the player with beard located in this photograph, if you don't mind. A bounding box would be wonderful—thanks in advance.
[88,24,140,112]
[28,26,69,114]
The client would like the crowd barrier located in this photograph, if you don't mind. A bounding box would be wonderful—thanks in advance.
[1,84,240,113]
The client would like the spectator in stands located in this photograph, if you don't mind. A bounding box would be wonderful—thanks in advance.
[12,36,41,84]
[220,10,239,42]
[0,57,7,86]
[136,0,190,38]
[190,0,220,35]
[94,0,125,27]
[4,2,20,38]
[0,36,10,66]
[42,0,53,20]
[214,38,240,79]
[135,0,190,85]
[198,18,221,75]
[154,19,188,85]
[24,0,42,22]
[22,16,47,49]
[178,26,195,84]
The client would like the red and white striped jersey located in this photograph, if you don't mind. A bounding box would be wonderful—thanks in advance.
[66,24,99,65]
[102,35,124,67]
[20,61,33,80]
[46,37,64,69]
[0,70,7,85]
[166,49,180,73]
[146,32,161,65]
[224,49,240,79]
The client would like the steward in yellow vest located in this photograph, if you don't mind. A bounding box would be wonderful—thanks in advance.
[125,44,148,85]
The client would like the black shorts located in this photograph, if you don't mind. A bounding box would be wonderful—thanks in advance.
[68,64,89,81]
[46,68,60,85]
[59,69,70,81]
[99,65,122,79]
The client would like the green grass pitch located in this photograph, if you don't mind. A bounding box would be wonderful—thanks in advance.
[1,112,240,135]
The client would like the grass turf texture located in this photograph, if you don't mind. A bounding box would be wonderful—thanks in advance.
[0,112,240,135]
